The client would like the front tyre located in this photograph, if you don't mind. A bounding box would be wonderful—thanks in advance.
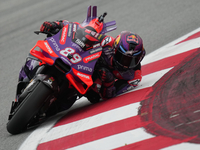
[7,81,53,135]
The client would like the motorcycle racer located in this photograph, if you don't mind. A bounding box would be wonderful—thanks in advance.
[40,21,146,102]
[7,7,146,134]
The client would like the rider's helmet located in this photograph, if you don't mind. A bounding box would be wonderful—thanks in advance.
[113,31,145,70]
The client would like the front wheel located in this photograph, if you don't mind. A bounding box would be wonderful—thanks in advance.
[7,80,53,135]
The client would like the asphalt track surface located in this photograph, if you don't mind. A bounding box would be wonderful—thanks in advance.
[1,0,200,150]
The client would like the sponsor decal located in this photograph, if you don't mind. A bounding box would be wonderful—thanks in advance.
[95,21,100,25]
[77,65,92,72]
[44,41,53,54]
[83,51,102,63]
[73,24,77,32]
[84,30,99,38]
[101,36,112,46]
[127,35,139,44]
[85,29,91,34]
[68,24,72,37]
[49,37,60,51]
[72,68,92,83]
[94,33,99,38]
[75,39,85,48]
[90,31,95,36]
[89,47,102,54]
[60,26,67,45]
[77,72,90,79]
[90,31,99,37]
[93,43,100,48]
[98,34,103,40]
[72,24,77,38]
[72,42,83,52]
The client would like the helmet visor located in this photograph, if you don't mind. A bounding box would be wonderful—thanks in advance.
[114,48,140,68]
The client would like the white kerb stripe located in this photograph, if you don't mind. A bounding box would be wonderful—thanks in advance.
[161,142,200,150]
[126,68,172,94]
[40,102,140,143]
[142,37,200,66]
[66,128,155,150]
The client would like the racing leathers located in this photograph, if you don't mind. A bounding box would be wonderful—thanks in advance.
[92,35,143,99]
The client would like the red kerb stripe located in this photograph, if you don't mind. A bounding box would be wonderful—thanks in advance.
[54,87,151,127]
[113,136,196,150]
[37,116,146,150]
[142,48,198,76]
[176,31,200,45]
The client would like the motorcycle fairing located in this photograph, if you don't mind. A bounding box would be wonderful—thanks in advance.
[66,68,93,94]
[30,40,58,65]
[29,6,117,95]
[30,23,103,95]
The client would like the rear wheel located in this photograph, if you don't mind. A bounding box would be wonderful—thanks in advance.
[7,80,53,135]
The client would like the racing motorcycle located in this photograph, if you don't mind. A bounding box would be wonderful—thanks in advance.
[7,5,117,135]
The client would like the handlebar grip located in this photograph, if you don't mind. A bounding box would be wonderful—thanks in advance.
[98,12,107,23]
[103,12,107,17]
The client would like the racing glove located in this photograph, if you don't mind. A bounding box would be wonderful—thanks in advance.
[128,70,142,87]
[101,83,116,99]
[98,67,114,83]
[86,78,102,104]
[40,21,63,34]
[91,78,102,93]
[98,67,116,99]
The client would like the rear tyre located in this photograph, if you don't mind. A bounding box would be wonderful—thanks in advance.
[7,81,53,135]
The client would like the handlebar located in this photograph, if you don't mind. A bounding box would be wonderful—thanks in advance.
[34,31,53,37]
[98,12,107,23]
[34,29,59,37]
[34,12,108,36]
